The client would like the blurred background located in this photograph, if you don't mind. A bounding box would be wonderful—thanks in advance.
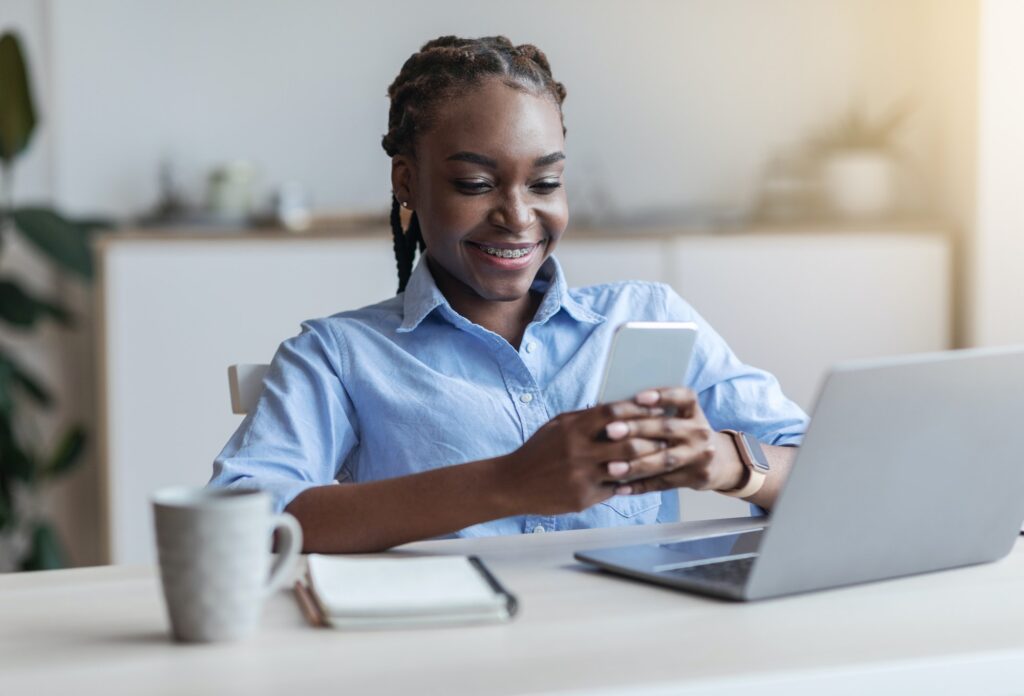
[0,0,1019,570]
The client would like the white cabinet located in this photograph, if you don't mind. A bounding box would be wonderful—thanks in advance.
[97,229,951,563]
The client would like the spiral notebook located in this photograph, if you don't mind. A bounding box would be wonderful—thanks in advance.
[295,554,518,629]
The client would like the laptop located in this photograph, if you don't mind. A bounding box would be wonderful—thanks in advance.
[575,347,1024,601]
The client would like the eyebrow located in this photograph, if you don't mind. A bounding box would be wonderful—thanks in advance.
[446,151,566,168]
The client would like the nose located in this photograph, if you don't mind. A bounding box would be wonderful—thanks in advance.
[488,188,536,234]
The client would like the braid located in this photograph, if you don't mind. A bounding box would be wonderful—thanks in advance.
[389,195,412,293]
[382,35,567,293]
[390,194,427,294]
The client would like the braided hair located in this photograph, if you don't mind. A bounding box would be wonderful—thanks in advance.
[381,36,568,293]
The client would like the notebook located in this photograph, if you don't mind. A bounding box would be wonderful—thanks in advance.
[297,554,518,629]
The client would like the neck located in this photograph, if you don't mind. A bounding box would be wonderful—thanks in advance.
[426,257,542,349]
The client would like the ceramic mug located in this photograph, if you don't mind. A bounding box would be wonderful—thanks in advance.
[152,486,302,643]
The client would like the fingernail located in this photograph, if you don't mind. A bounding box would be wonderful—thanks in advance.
[648,407,665,416]
[605,421,629,439]
[607,461,630,477]
[614,485,633,495]
[635,390,659,405]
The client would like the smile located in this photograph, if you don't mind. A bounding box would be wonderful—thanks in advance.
[480,245,533,259]
[466,240,544,269]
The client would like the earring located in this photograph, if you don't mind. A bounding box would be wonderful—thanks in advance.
[400,201,409,209]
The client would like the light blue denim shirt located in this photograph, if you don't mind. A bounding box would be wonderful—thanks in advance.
[210,255,808,536]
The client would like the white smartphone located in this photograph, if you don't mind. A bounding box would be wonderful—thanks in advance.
[597,322,698,408]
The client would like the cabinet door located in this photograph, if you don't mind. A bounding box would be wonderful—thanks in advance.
[668,233,951,411]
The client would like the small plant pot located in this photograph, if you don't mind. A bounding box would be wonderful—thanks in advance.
[822,150,897,220]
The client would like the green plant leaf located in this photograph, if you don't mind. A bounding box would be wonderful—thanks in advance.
[21,522,67,571]
[74,216,114,233]
[0,487,11,529]
[0,348,52,407]
[0,356,11,414]
[0,417,34,482]
[0,278,72,327]
[12,208,94,279]
[45,425,85,478]
[0,32,38,164]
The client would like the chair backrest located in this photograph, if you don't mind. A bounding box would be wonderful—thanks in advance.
[228,364,270,414]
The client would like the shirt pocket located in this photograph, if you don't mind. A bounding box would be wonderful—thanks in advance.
[599,492,662,519]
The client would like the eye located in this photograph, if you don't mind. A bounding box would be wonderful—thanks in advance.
[454,179,493,194]
[531,179,562,194]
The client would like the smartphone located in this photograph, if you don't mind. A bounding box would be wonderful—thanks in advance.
[597,322,698,409]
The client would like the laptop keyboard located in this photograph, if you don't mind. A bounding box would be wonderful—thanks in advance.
[663,556,756,586]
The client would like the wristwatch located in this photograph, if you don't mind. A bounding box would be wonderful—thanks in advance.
[718,430,770,498]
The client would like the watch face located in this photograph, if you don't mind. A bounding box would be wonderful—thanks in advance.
[740,432,771,472]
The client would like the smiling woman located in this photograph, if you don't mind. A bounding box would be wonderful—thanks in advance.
[209,36,809,554]
[383,37,570,346]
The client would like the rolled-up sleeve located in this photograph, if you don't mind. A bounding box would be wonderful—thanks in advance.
[662,287,809,447]
[208,320,359,513]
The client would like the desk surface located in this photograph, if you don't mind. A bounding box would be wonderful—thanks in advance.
[4,517,1024,695]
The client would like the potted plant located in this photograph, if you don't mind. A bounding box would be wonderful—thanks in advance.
[813,103,910,220]
[0,31,105,570]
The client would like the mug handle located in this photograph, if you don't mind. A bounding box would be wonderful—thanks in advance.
[265,512,303,595]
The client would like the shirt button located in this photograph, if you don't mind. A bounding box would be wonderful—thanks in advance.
[532,525,546,534]
[519,393,533,404]
[525,341,537,353]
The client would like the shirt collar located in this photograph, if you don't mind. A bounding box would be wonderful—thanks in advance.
[397,255,605,333]
[398,257,447,332]
[530,256,606,326]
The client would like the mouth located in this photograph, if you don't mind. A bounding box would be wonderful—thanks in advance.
[465,239,545,269]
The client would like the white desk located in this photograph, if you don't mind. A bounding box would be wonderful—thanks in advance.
[4,517,1023,695]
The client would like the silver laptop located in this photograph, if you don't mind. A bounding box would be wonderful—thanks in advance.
[575,347,1024,601]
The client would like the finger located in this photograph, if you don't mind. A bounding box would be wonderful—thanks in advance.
[590,401,664,438]
[610,441,716,482]
[604,417,712,445]
[596,438,667,480]
[617,466,708,495]
[635,387,698,417]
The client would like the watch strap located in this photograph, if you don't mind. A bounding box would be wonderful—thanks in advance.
[719,429,768,498]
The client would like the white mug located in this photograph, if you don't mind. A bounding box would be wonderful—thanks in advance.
[152,486,302,643]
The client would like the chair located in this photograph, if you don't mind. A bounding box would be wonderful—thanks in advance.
[227,364,270,414]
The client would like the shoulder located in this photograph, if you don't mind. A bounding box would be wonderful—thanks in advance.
[567,280,699,322]
[279,295,404,369]
[301,295,403,338]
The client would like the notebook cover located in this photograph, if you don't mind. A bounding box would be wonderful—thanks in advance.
[295,555,517,629]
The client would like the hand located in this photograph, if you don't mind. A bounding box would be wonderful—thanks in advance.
[602,387,745,495]
[499,400,668,516]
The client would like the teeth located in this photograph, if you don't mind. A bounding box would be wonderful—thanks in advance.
[481,245,532,259]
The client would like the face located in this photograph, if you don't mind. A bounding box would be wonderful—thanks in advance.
[392,78,568,304]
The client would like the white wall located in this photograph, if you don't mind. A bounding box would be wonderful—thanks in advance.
[46,0,956,221]
[969,0,1024,346]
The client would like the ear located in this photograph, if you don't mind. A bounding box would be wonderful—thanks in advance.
[390,155,417,210]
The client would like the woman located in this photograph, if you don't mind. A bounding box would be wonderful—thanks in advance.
[210,36,807,553]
